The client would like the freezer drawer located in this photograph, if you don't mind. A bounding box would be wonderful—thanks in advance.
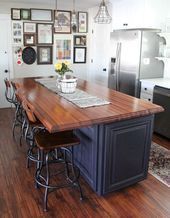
[153,86,170,138]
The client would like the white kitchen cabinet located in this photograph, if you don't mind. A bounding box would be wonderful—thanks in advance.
[112,0,144,29]
[140,77,170,102]
[140,81,155,102]
[112,0,168,30]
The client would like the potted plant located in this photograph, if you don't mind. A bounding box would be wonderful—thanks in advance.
[54,61,73,78]
[54,61,77,93]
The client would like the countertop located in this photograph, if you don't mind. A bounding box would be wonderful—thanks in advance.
[12,77,163,133]
[140,78,170,89]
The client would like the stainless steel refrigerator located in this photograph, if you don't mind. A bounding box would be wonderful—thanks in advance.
[108,29,164,97]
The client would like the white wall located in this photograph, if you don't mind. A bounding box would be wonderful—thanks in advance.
[0,1,88,80]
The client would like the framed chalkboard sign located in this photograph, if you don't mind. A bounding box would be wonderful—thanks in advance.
[22,46,36,65]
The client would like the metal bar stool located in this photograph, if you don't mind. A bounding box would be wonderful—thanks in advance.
[21,99,43,167]
[4,79,23,138]
[35,129,83,211]
[4,78,15,104]
[10,82,24,138]
[22,100,83,211]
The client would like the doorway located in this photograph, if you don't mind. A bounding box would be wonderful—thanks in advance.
[88,7,111,87]
[0,14,12,108]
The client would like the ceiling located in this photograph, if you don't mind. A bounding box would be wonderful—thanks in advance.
[3,0,102,10]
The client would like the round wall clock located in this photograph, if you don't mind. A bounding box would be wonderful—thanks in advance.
[22,47,36,65]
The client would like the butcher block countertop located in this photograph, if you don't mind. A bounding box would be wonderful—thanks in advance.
[12,77,163,133]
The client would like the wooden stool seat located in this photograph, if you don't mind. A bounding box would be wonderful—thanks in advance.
[35,130,80,150]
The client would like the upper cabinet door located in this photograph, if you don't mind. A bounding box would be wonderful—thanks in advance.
[111,0,168,31]
[112,0,144,30]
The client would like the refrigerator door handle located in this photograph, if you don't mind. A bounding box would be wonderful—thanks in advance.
[115,42,121,91]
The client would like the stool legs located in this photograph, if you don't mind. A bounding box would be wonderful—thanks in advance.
[35,147,83,211]
[12,103,23,138]
[44,153,50,211]
[71,151,83,201]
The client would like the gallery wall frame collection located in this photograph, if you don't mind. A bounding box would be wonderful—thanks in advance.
[11,7,88,34]
[11,7,88,65]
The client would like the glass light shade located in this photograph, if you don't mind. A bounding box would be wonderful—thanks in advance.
[94,0,112,24]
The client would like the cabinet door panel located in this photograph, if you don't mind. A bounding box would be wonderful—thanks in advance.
[102,116,153,194]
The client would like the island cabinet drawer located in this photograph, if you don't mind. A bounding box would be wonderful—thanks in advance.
[141,82,154,95]
[100,115,154,195]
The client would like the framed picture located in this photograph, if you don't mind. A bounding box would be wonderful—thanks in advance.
[31,9,53,21]
[37,46,53,64]
[21,9,31,20]
[12,21,23,45]
[73,47,86,63]
[54,10,71,34]
[37,23,53,45]
[74,35,86,46]
[24,34,36,46]
[78,12,88,33]
[24,22,36,33]
[11,8,21,20]
[56,39,71,60]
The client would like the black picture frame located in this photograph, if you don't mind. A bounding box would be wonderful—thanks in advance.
[24,33,36,46]
[21,9,31,20]
[73,47,86,63]
[24,22,36,33]
[37,23,53,45]
[74,35,86,46]
[78,12,88,33]
[37,46,53,65]
[31,9,53,21]
[54,10,71,34]
[11,8,21,20]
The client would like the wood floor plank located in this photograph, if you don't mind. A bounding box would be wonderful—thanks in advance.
[0,108,169,218]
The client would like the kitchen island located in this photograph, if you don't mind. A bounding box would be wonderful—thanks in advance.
[13,77,163,195]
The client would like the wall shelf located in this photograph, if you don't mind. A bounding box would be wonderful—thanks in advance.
[155,57,170,61]
[157,32,170,45]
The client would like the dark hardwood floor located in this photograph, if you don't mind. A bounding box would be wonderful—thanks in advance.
[0,108,169,218]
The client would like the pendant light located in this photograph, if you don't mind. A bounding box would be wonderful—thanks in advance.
[71,0,77,32]
[94,0,112,24]
[54,0,61,30]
